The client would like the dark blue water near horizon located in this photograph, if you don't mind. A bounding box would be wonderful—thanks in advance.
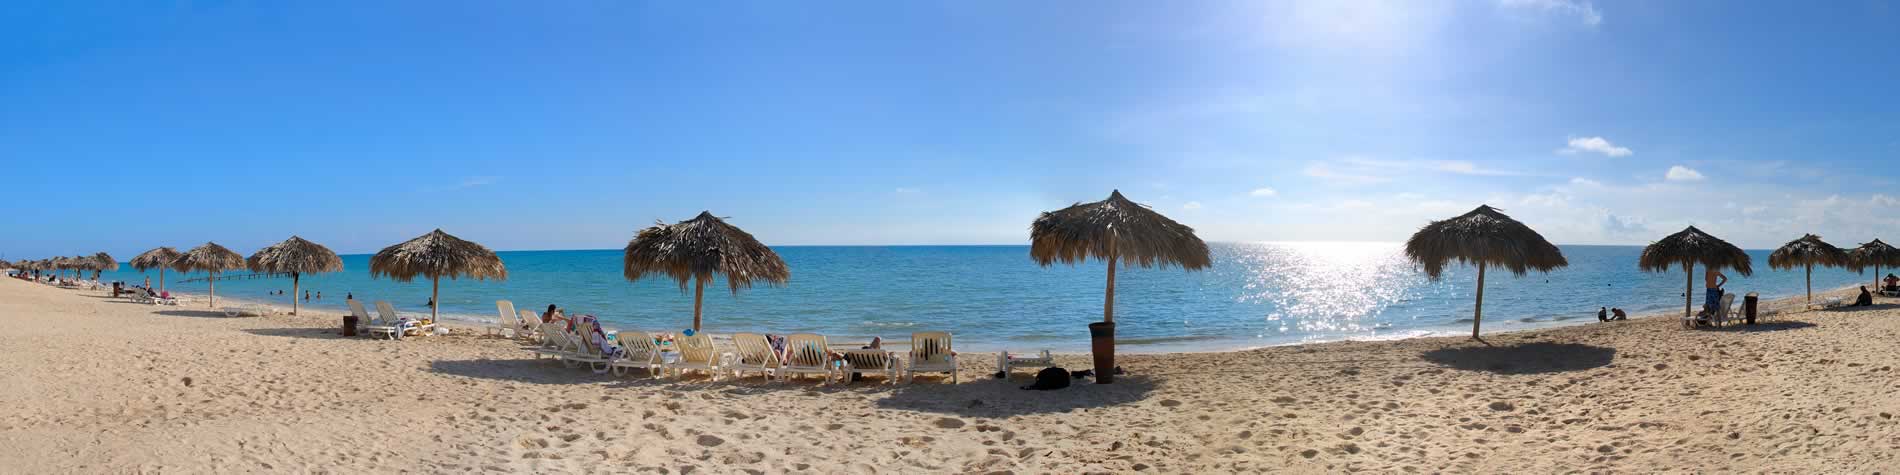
[82,243,1873,352]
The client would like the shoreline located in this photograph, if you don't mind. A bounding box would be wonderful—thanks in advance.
[148,279,1867,355]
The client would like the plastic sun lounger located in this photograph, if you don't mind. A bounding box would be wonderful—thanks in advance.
[906,331,958,384]
[662,333,727,380]
[360,300,403,340]
[780,334,836,384]
[491,300,520,338]
[729,333,782,381]
[517,310,545,342]
[610,331,663,378]
[529,321,577,360]
[996,349,1055,378]
[841,349,901,385]
[564,324,614,374]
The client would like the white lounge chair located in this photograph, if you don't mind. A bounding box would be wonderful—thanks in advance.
[997,349,1055,378]
[610,331,663,378]
[376,301,434,337]
[662,333,726,380]
[565,323,614,374]
[529,321,577,360]
[729,333,782,381]
[364,300,405,340]
[906,331,958,384]
[1711,293,1739,327]
[515,310,545,342]
[780,334,835,384]
[491,300,520,338]
[841,349,901,385]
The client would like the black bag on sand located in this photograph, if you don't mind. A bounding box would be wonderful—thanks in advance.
[1021,367,1071,391]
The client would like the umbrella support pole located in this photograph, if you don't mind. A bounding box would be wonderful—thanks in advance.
[1685,264,1694,320]
[692,277,705,332]
[1093,251,1118,384]
[431,277,440,322]
[1472,264,1486,340]
[291,273,300,316]
[1806,264,1812,303]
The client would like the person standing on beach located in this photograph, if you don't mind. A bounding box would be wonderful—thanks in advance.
[1704,267,1728,315]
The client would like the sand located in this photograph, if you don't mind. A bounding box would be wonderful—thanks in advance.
[2,276,1897,473]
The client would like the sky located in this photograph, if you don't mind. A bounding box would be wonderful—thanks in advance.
[4,0,1900,259]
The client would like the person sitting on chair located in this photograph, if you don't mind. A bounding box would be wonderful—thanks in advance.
[1885,274,1899,293]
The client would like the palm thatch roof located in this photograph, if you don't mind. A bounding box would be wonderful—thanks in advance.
[52,256,77,270]
[14,259,36,270]
[1850,239,1900,271]
[369,229,507,282]
[90,252,119,273]
[1768,234,1849,270]
[1404,205,1568,279]
[1030,190,1211,270]
[1638,226,1754,276]
[247,236,343,274]
[623,211,790,292]
[130,247,183,272]
[174,242,247,273]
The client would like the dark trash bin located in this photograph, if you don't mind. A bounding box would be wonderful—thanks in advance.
[1744,293,1759,325]
[343,315,358,336]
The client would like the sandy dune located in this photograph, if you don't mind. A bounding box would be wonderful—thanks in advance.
[2,277,1897,473]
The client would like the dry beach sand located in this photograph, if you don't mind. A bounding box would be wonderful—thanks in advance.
[3,277,1899,473]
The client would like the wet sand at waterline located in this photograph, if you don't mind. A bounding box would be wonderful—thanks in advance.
[2,277,1896,473]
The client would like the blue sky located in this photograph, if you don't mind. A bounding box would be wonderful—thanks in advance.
[4,1,1899,259]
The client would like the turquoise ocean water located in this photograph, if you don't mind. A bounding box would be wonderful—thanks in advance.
[74,243,1874,352]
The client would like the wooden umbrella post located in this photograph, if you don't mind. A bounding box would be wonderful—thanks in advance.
[1684,263,1694,319]
[431,276,440,322]
[291,272,301,316]
[1473,263,1487,340]
[159,268,166,294]
[208,273,217,308]
[1806,263,1813,303]
[1090,236,1120,384]
[692,276,706,332]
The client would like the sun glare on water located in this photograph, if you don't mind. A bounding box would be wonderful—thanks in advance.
[1229,241,1423,336]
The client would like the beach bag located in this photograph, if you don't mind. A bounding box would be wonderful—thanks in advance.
[1021,367,1071,391]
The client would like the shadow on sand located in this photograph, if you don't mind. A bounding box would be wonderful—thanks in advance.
[1422,342,1615,375]
[873,374,1158,417]
[428,358,671,386]
[242,327,352,340]
[1705,320,1817,333]
[154,309,237,319]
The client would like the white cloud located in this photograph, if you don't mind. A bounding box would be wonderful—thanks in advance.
[1249,187,1279,197]
[1559,136,1632,157]
[894,187,922,194]
[1499,0,1603,26]
[1665,166,1705,182]
[1569,177,1602,187]
[1182,201,1204,210]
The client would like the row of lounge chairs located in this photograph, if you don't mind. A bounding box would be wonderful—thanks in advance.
[495,300,959,384]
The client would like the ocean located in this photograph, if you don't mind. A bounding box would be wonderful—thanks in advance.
[78,243,1873,352]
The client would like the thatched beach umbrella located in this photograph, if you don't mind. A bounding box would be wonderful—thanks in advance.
[89,252,118,280]
[1405,205,1568,340]
[175,242,247,308]
[131,247,182,293]
[370,229,507,321]
[1640,226,1754,319]
[1031,190,1210,384]
[1850,239,1900,290]
[1768,234,1849,303]
[248,236,343,316]
[623,212,790,332]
